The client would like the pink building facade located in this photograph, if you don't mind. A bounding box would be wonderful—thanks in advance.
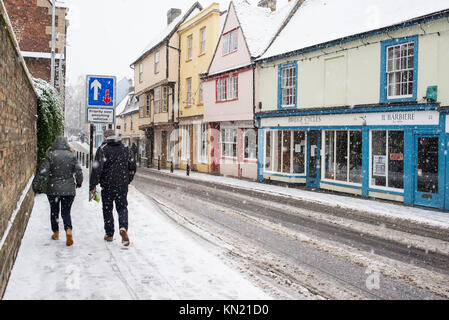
[203,2,259,180]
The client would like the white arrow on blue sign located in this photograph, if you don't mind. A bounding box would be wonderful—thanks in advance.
[86,75,116,108]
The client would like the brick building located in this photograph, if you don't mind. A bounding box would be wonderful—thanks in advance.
[3,0,68,107]
[0,1,38,298]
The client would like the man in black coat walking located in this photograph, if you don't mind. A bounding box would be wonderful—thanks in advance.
[90,130,136,246]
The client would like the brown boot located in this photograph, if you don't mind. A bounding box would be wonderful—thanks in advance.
[66,229,73,247]
[104,234,113,242]
[120,228,130,247]
[51,232,59,240]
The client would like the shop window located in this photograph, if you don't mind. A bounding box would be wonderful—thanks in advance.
[371,130,404,189]
[265,131,272,170]
[278,62,297,109]
[244,129,257,160]
[324,130,362,184]
[181,125,190,161]
[381,36,418,102]
[293,131,306,174]
[264,130,306,175]
[221,128,237,158]
[199,123,208,163]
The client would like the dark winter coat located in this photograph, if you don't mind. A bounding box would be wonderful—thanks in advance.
[33,136,83,196]
[90,136,136,190]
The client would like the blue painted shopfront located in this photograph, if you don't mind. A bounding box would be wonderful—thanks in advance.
[257,104,449,210]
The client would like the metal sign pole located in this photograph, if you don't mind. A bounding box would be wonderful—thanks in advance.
[89,123,95,201]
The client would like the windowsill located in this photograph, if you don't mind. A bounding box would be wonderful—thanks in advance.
[382,96,416,104]
[223,50,237,57]
[216,98,239,104]
[243,158,257,163]
[221,156,237,160]
[186,58,192,63]
[263,170,306,177]
[279,106,297,110]
[198,52,206,57]
[368,184,404,194]
[197,103,204,107]
[321,178,362,188]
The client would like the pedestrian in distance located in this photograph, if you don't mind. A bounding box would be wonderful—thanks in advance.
[32,136,83,246]
[90,130,136,246]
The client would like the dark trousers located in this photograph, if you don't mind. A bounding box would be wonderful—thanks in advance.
[101,185,129,237]
[47,195,75,232]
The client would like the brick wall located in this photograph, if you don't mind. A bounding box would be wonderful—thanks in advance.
[0,7,38,298]
[3,0,68,103]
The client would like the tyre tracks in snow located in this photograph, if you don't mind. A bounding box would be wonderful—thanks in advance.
[133,171,449,300]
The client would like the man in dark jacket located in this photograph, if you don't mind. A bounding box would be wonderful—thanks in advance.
[33,136,83,246]
[90,130,136,246]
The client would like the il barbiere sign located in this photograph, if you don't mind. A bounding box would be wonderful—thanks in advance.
[261,110,439,128]
[365,110,439,126]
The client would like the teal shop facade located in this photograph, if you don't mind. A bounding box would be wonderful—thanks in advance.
[256,104,449,210]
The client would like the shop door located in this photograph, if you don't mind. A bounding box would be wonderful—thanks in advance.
[414,135,443,208]
[307,131,321,188]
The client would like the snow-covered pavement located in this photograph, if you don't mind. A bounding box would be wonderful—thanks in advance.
[3,169,271,300]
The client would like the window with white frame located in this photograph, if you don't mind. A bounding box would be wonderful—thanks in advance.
[200,27,206,55]
[181,125,190,161]
[187,35,193,60]
[198,123,208,163]
[186,78,192,105]
[217,78,227,102]
[280,63,297,108]
[145,94,150,117]
[216,75,238,102]
[162,87,168,113]
[221,128,237,158]
[371,130,404,189]
[324,130,362,184]
[199,81,204,104]
[223,29,237,55]
[139,64,143,83]
[154,51,160,74]
[244,129,257,160]
[154,87,161,113]
[386,42,414,99]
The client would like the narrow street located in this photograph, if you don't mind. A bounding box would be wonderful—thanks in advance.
[132,168,449,300]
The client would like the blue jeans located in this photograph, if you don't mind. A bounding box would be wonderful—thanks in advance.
[47,195,75,232]
[101,185,129,237]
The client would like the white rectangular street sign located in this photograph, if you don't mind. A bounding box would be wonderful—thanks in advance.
[87,107,114,124]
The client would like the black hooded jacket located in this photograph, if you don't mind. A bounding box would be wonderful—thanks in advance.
[90,136,136,190]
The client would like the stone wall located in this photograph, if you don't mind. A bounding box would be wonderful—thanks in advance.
[0,5,38,298]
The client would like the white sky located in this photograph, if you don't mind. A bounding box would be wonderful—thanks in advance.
[65,0,233,86]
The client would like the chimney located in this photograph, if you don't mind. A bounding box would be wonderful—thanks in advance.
[167,8,182,25]
[257,0,276,11]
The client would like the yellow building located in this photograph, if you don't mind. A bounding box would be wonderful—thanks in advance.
[131,3,202,168]
[178,3,223,173]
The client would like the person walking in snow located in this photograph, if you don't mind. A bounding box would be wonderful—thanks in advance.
[90,130,136,246]
[32,136,83,246]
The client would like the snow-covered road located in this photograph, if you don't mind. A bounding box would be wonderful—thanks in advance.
[3,169,271,300]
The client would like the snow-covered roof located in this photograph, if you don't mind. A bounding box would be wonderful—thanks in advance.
[260,0,449,61]
[131,2,203,66]
[116,92,139,117]
[233,0,299,58]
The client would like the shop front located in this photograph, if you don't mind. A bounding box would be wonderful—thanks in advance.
[257,104,448,209]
